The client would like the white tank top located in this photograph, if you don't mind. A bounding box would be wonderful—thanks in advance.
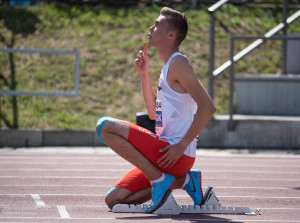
[155,52,197,158]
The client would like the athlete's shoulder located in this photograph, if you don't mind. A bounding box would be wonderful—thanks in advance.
[171,53,189,65]
[169,54,193,74]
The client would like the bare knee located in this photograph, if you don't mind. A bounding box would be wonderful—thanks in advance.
[105,188,128,208]
[96,118,130,145]
[105,193,117,208]
[95,117,115,144]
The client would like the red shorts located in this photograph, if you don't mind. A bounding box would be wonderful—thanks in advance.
[114,123,195,192]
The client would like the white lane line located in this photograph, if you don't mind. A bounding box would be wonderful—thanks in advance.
[0,205,299,210]
[2,194,300,199]
[175,194,300,199]
[0,161,130,165]
[177,220,300,222]
[0,185,295,190]
[1,152,299,159]
[1,194,105,196]
[203,170,300,174]
[0,217,115,220]
[214,186,295,190]
[31,194,45,206]
[219,196,300,199]
[262,208,300,210]
[1,168,300,175]
[0,156,121,159]
[1,176,300,181]
[57,205,70,219]
[0,185,111,188]
[0,217,299,222]
[0,168,131,171]
[0,176,119,179]
[1,161,299,168]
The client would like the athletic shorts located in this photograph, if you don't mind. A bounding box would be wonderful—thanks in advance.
[114,123,195,193]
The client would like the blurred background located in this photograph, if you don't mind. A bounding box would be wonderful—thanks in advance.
[0,0,299,148]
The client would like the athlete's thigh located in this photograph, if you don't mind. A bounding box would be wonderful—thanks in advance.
[127,123,170,166]
[127,123,195,177]
[102,118,131,140]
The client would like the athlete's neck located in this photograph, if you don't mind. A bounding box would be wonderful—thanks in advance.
[157,46,179,64]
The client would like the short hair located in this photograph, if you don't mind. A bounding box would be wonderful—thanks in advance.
[160,7,188,46]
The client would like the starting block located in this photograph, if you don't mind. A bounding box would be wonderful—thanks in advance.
[112,186,260,215]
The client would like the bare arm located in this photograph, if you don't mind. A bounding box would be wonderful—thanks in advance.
[135,43,156,120]
[172,57,216,148]
[158,56,216,168]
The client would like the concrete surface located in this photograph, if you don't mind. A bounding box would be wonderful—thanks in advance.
[235,75,300,116]
[1,115,299,149]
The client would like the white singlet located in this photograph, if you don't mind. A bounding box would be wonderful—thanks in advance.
[155,52,197,158]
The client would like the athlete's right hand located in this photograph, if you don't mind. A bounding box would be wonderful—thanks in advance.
[135,42,149,77]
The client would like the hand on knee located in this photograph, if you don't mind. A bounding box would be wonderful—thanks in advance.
[95,117,115,144]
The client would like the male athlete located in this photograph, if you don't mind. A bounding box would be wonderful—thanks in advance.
[96,7,216,213]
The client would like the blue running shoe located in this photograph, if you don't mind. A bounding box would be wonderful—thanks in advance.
[183,170,203,205]
[147,173,176,213]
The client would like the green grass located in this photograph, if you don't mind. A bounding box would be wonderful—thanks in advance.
[0,3,299,129]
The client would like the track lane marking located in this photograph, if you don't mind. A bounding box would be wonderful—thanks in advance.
[0,217,299,222]
[1,161,300,168]
[0,185,296,190]
[31,194,45,206]
[0,161,131,165]
[1,168,300,175]
[0,205,299,210]
[1,176,300,182]
[1,185,297,191]
[2,194,300,199]
[57,205,70,219]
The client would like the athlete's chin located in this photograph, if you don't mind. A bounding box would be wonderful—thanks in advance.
[148,39,156,47]
[148,40,154,47]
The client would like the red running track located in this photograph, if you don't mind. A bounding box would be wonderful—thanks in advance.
[0,148,300,223]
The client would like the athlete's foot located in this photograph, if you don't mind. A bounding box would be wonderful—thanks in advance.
[147,173,176,213]
[183,170,203,205]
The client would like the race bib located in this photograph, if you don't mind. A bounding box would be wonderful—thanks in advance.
[155,99,163,135]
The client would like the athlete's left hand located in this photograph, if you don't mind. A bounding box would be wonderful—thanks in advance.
[157,143,186,168]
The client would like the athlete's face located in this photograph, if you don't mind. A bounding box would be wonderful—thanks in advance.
[148,15,170,47]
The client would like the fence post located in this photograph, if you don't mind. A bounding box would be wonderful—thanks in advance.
[282,0,288,74]
[209,11,215,99]
[228,36,235,131]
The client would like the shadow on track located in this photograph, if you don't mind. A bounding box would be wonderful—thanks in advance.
[116,214,244,223]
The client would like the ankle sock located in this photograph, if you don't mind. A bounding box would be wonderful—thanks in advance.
[151,173,166,186]
[182,172,191,189]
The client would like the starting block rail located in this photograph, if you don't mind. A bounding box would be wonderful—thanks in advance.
[112,186,260,215]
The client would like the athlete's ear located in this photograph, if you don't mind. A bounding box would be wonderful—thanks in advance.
[168,32,176,40]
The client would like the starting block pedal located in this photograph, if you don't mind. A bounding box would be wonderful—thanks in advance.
[112,186,260,215]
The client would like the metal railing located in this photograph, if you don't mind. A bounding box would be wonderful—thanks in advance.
[208,0,229,99]
[0,48,80,97]
[228,35,300,130]
[208,0,300,99]
[213,10,300,78]
[0,47,80,129]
